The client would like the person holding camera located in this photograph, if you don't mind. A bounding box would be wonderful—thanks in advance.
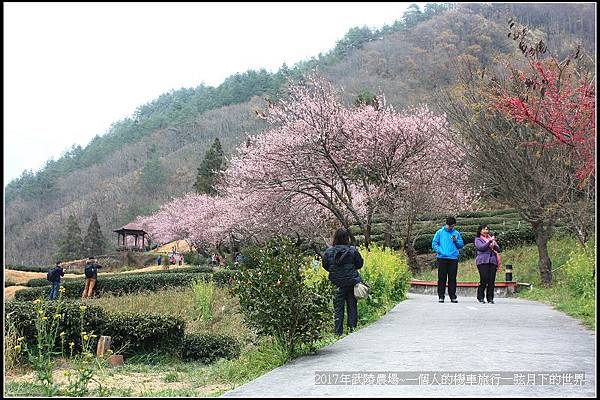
[322,227,364,336]
[432,216,464,303]
[474,224,501,304]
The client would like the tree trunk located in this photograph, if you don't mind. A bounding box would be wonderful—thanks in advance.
[363,223,372,250]
[383,220,393,249]
[405,240,420,275]
[532,221,553,287]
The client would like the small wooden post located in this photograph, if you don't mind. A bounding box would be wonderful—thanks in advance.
[96,335,112,357]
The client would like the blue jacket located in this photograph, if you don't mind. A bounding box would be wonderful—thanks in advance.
[432,227,464,260]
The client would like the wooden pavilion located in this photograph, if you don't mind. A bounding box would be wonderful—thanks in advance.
[113,223,149,252]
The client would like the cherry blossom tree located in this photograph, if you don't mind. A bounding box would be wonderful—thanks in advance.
[224,74,471,248]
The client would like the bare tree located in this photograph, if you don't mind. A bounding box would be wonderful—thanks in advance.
[436,62,583,286]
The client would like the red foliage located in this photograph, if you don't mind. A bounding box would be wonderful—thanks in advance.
[498,60,595,182]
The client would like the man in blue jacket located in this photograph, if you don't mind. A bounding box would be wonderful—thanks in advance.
[432,216,464,303]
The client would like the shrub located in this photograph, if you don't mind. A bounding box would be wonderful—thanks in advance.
[413,226,537,255]
[230,237,331,358]
[6,300,188,359]
[26,265,216,288]
[355,245,411,324]
[99,312,185,356]
[16,271,227,301]
[239,244,263,269]
[179,333,241,363]
[213,270,239,287]
[561,243,595,300]
[183,252,206,265]
[5,300,105,354]
[456,209,518,218]
[459,243,478,259]
[6,265,52,273]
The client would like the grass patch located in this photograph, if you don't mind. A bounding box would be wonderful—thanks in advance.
[90,287,253,342]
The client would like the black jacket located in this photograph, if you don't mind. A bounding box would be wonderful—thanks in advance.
[85,262,102,279]
[322,245,363,288]
[49,267,65,283]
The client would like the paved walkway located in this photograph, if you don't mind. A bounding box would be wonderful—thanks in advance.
[222,293,596,397]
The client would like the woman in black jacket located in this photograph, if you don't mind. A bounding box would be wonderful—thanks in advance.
[322,228,364,336]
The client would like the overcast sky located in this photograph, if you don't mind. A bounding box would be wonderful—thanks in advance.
[4,2,426,185]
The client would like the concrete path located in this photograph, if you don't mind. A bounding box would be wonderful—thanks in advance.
[222,293,596,397]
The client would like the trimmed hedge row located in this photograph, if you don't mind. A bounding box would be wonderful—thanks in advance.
[5,300,105,354]
[15,270,239,301]
[5,300,240,361]
[103,311,185,356]
[26,265,216,288]
[5,264,52,273]
[412,227,537,256]
[180,333,241,363]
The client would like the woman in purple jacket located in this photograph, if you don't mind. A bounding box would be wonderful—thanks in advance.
[474,224,501,304]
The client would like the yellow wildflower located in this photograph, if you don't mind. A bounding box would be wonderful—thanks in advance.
[14,345,21,352]
[83,334,89,341]
[69,342,75,348]
[41,316,48,321]
[33,299,41,304]
[79,305,87,312]
[60,332,66,337]
[54,313,62,319]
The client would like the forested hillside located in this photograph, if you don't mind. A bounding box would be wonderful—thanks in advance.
[5,3,595,265]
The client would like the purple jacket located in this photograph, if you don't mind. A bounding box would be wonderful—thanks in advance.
[474,237,499,266]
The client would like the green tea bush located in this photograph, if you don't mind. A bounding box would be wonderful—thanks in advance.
[180,333,241,363]
[456,209,518,218]
[100,312,185,356]
[213,269,239,287]
[231,237,331,358]
[16,271,229,300]
[5,301,105,353]
[459,243,478,260]
[183,252,206,265]
[412,226,537,256]
[6,265,52,273]
[26,265,216,287]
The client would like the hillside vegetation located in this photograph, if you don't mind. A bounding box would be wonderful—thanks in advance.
[4,3,595,265]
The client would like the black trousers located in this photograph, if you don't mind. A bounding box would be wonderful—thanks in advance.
[477,263,497,302]
[334,286,358,336]
[437,258,458,299]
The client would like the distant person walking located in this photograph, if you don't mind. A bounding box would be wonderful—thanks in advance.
[48,261,65,300]
[156,254,162,266]
[432,216,464,303]
[82,257,103,299]
[474,224,501,304]
[322,228,364,336]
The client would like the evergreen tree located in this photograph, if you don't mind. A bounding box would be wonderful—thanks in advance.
[55,215,83,261]
[139,156,168,194]
[83,212,106,257]
[193,138,225,195]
